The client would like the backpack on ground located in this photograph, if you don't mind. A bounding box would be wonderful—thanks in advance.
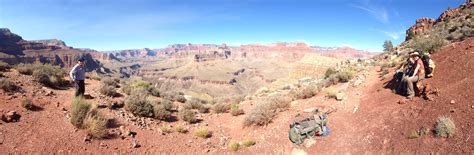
[421,54,436,78]
[289,113,330,144]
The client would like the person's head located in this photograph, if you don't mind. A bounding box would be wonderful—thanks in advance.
[410,52,420,60]
[78,58,85,66]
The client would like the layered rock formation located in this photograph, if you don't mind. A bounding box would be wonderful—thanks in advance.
[0,28,106,71]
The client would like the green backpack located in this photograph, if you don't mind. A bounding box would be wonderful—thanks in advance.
[289,114,329,144]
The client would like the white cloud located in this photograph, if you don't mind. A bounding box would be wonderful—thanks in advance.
[350,3,389,24]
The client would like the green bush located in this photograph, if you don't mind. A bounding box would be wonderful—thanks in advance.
[16,63,35,75]
[70,97,94,128]
[122,79,151,95]
[409,32,448,53]
[325,87,338,99]
[0,61,10,72]
[30,63,65,87]
[101,77,119,88]
[122,79,161,97]
[153,104,171,120]
[179,108,197,123]
[83,114,108,138]
[213,103,230,113]
[242,138,256,147]
[229,142,240,151]
[22,98,34,110]
[184,99,209,113]
[99,84,117,97]
[175,125,188,133]
[435,116,456,138]
[160,99,174,111]
[324,67,337,78]
[124,89,155,117]
[194,128,211,138]
[0,78,18,92]
[230,103,244,116]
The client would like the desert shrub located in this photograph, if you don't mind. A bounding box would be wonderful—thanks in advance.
[194,128,211,138]
[229,142,240,151]
[162,91,187,103]
[243,95,291,127]
[336,68,356,82]
[16,63,35,75]
[175,125,188,133]
[0,78,18,92]
[101,77,119,87]
[122,79,152,95]
[31,63,65,87]
[22,99,34,110]
[242,139,256,147]
[324,67,337,78]
[407,130,420,139]
[0,61,10,72]
[160,126,173,133]
[70,97,94,128]
[153,104,171,120]
[290,84,319,100]
[160,99,174,111]
[230,103,244,116]
[124,89,155,117]
[409,32,448,53]
[149,87,160,97]
[184,99,209,113]
[325,87,338,99]
[179,108,197,123]
[83,114,108,138]
[99,84,117,97]
[435,116,456,138]
[87,71,102,81]
[213,103,230,113]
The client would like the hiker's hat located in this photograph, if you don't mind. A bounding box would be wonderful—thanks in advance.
[410,52,420,56]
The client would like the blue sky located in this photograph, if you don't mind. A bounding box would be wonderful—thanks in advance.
[0,0,465,52]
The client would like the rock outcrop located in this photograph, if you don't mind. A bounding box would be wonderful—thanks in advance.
[405,1,473,40]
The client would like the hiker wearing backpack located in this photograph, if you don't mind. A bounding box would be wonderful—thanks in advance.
[402,52,425,99]
[421,51,436,78]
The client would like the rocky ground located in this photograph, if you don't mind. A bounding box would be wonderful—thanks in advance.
[0,38,473,154]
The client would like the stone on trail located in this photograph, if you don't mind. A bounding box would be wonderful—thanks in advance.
[1,111,21,123]
[291,148,307,155]
[304,138,316,148]
[450,100,455,104]
[336,93,344,101]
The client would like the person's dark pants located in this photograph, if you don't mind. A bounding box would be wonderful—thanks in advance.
[75,80,85,97]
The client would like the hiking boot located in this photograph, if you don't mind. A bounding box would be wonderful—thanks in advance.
[406,95,414,100]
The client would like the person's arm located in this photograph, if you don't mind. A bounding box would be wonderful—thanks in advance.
[411,63,420,77]
[69,65,78,81]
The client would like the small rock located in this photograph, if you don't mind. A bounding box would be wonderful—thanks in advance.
[84,135,92,143]
[336,93,344,101]
[450,109,456,113]
[97,102,107,109]
[398,100,407,105]
[1,111,21,123]
[132,141,140,148]
[100,142,107,148]
[450,100,455,104]
[471,105,474,109]
[303,108,317,113]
